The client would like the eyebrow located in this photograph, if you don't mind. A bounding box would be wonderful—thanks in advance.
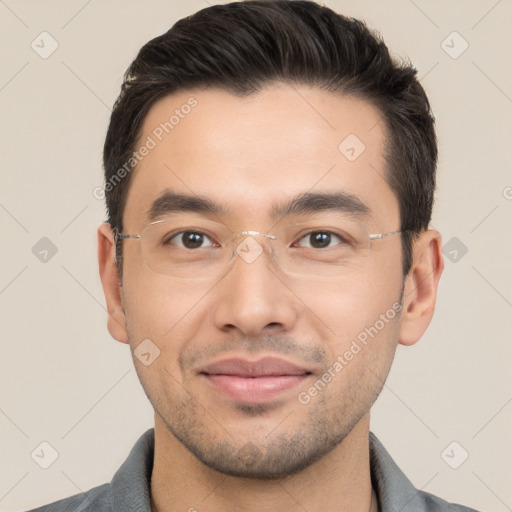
[271,190,370,220]
[147,189,371,222]
[147,190,229,220]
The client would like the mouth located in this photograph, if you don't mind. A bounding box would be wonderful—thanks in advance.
[198,356,313,404]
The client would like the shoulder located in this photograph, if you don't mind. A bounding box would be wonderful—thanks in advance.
[23,428,155,512]
[369,432,481,512]
[413,489,481,511]
[23,482,111,512]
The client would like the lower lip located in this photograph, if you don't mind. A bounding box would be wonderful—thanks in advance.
[202,374,309,404]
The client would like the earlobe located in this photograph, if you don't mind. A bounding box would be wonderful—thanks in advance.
[398,229,444,346]
[97,223,130,344]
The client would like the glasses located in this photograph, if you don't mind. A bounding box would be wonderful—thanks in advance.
[115,216,402,280]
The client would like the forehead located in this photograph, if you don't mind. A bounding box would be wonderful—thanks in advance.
[123,84,399,230]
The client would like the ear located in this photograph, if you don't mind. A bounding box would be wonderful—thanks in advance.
[399,229,444,346]
[97,223,129,344]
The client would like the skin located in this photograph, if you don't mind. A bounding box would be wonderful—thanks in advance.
[98,84,443,512]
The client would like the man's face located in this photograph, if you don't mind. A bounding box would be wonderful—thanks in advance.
[119,85,404,477]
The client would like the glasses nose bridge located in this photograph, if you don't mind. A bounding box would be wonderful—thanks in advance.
[235,229,277,241]
[230,229,279,263]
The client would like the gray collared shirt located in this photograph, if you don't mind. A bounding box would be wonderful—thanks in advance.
[26,429,480,511]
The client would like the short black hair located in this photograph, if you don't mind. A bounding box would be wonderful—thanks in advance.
[103,0,437,280]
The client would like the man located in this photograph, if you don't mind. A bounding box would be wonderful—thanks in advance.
[28,1,480,511]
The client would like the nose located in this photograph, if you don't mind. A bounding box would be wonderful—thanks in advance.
[212,234,299,337]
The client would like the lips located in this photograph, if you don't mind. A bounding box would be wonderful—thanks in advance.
[200,357,310,377]
[198,357,312,404]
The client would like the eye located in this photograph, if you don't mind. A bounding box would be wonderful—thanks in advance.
[295,231,346,249]
[167,231,216,249]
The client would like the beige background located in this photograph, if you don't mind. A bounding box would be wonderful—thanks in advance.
[1,1,511,511]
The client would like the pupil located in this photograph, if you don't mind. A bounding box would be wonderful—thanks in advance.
[311,232,330,248]
[183,232,203,249]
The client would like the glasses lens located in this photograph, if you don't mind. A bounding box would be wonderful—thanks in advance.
[138,217,373,279]
[140,218,232,279]
[269,219,371,278]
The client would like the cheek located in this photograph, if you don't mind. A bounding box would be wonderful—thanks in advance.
[316,299,401,404]
[295,278,369,336]
[292,256,402,362]
[121,271,210,349]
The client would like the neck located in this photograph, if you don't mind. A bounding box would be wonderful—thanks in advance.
[150,413,374,512]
